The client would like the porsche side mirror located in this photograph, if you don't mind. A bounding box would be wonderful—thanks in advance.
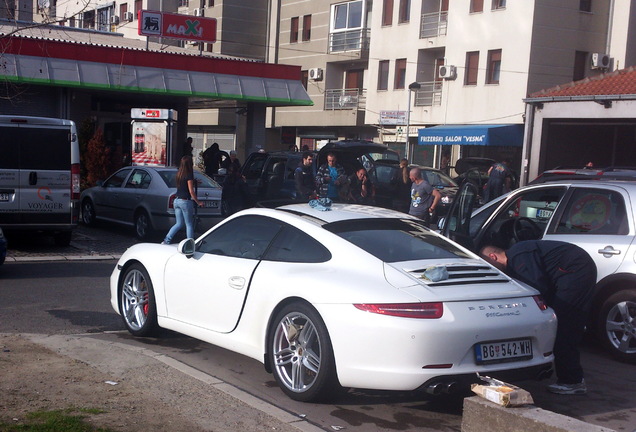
[178,238,196,258]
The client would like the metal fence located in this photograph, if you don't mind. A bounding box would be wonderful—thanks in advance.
[420,11,448,38]
[325,88,366,110]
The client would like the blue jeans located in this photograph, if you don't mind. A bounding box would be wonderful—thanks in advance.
[163,198,195,244]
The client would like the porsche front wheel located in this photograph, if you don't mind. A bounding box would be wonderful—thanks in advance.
[119,264,158,337]
[268,303,339,402]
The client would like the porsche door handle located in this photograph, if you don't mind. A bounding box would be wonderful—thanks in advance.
[228,276,246,290]
[598,246,621,258]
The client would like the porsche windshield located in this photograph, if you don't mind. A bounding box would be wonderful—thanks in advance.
[325,218,472,263]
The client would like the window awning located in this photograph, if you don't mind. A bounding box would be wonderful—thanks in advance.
[417,124,523,146]
[0,35,313,107]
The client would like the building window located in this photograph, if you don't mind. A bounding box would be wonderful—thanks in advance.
[290,16,299,43]
[465,51,479,85]
[394,58,407,89]
[398,0,410,22]
[69,16,75,27]
[302,15,312,41]
[378,60,389,90]
[579,0,591,12]
[178,0,188,6]
[573,51,588,81]
[470,0,484,12]
[491,0,505,9]
[382,0,393,26]
[302,70,308,89]
[486,49,501,84]
[134,0,142,18]
[330,0,365,52]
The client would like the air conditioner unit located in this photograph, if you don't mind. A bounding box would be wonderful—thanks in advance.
[110,15,119,24]
[591,53,611,69]
[193,8,203,16]
[309,68,323,81]
[438,65,457,80]
[124,11,134,21]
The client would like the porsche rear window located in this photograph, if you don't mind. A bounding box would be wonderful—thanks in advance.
[325,218,471,263]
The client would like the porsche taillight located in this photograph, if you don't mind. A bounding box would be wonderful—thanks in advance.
[533,295,548,311]
[354,303,443,319]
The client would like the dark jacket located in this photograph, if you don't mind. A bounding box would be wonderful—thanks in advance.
[294,163,315,200]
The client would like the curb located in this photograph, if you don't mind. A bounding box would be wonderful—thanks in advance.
[23,333,325,432]
[5,254,122,262]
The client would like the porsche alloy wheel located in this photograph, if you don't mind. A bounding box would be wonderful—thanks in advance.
[119,264,158,337]
[269,303,338,402]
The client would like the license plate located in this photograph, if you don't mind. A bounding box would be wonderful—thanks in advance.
[204,200,219,208]
[0,193,9,202]
[474,339,533,364]
[536,209,552,219]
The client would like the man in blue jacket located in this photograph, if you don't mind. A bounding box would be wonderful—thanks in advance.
[480,240,596,395]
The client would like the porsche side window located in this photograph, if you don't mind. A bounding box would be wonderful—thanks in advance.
[264,226,331,263]
[197,215,282,259]
[553,188,628,235]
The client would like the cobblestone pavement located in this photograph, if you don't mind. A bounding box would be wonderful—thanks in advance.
[5,224,145,261]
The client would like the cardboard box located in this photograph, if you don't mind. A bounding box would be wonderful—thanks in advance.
[471,375,534,407]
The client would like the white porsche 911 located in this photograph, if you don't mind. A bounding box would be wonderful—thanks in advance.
[110,203,557,402]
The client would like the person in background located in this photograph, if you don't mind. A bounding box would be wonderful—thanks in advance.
[222,164,250,215]
[440,150,451,176]
[183,137,193,157]
[408,167,441,226]
[221,150,241,173]
[348,167,375,205]
[202,143,228,177]
[479,240,596,395]
[484,159,512,202]
[391,158,411,213]
[315,152,346,202]
[162,156,202,244]
[294,151,316,202]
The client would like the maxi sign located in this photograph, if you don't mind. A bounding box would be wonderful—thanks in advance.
[138,10,217,43]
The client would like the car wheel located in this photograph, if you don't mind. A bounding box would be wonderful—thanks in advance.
[119,264,158,337]
[81,199,97,226]
[598,290,636,363]
[268,302,339,402]
[53,231,72,246]
[134,210,153,240]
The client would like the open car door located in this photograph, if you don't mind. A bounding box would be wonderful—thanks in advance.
[440,181,479,251]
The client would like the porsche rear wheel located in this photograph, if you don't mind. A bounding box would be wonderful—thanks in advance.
[268,302,339,402]
[119,264,158,337]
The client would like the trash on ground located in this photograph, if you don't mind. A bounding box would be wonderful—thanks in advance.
[471,374,533,407]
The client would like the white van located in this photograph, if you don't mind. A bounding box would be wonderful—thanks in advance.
[0,116,80,245]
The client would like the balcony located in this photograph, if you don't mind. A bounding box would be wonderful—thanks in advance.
[325,88,366,110]
[420,11,448,39]
[328,29,370,54]
[413,81,442,106]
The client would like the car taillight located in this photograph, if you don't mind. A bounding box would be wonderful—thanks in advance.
[533,295,548,311]
[71,163,80,200]
[354,303,443,319]
[168,194,176,209]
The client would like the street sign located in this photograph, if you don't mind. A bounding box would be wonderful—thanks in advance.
[138,10,217,43]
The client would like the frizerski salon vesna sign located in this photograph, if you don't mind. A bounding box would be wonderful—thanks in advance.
[138,10,217,43]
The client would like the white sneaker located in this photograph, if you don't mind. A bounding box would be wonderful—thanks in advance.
[161,241,169,245]
[547,380,586,395]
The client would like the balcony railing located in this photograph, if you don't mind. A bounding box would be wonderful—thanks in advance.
[325,88,366,110]
[420,11,448,38]
[328,29,370,53]
[413,81,443,106]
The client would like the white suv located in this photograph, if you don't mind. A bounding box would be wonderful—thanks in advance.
[442,179,636,363]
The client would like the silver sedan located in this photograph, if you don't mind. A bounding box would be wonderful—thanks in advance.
[80,166,223,240]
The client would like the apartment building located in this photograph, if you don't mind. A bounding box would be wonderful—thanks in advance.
[272,0,636,169]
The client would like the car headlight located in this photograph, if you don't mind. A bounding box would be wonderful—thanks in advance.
[441,196,450,204]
